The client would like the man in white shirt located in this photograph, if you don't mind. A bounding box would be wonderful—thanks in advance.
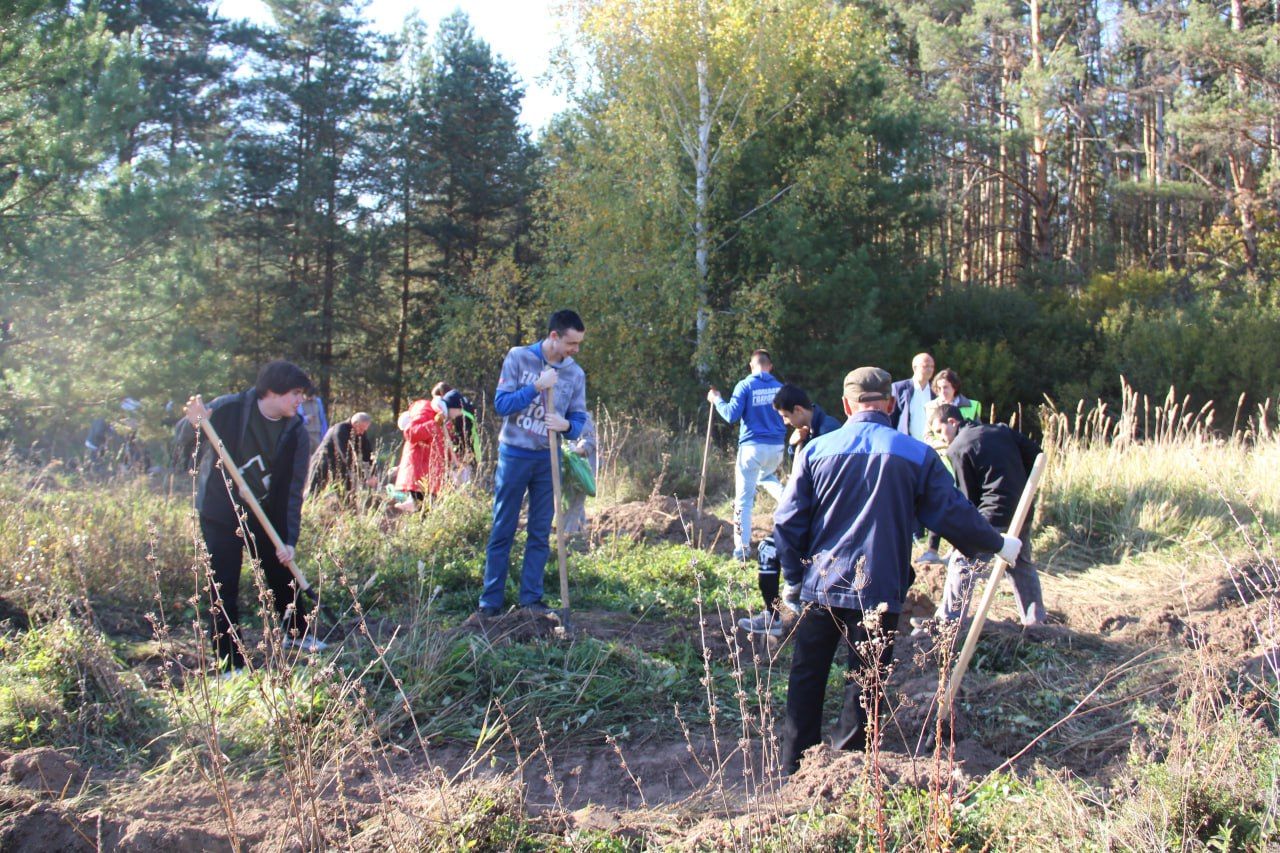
[890,352,935,440]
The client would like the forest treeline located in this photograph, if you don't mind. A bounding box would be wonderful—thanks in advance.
[2,0,1278,453]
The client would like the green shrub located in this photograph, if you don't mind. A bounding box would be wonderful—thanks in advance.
[0,618,163,756]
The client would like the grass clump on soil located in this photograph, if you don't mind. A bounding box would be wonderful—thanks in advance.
[568,541,750,615]
[302,486,492,616]
[1037,384,1280,569]
[356,626,692,746]
[0,617,163,759]
[0,467,191,617]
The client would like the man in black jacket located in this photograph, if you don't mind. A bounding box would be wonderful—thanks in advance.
[306,412,375,496]
[176,360,322,672]
[927,403,1046,628]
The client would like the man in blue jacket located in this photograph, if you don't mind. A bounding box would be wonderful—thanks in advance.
[773,367,1021,774]
[479,310,588,617]
[708,349,786,561]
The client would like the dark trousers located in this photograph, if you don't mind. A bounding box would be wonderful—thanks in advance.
[200,515,306,669]
[782,605,899,774]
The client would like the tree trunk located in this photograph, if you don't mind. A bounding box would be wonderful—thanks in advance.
[1230,0,1259,272]
[394,176,411,417]
[694,0,711,379]
[1029,0,1052,266]
[321,181,337,401]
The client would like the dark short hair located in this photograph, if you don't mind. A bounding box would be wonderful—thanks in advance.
[431,381,453,397]
[773,384,812,412]
[256,360,312,396]
[934,368,962,395]
[751,349,772,367]
[932,403,964,424]
[548,309,585,336]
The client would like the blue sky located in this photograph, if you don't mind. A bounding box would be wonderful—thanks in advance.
[214,0,572,133]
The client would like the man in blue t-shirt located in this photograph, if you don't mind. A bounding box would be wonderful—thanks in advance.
[708,349,786,561]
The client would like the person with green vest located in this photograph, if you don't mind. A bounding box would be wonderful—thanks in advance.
[917,368,984,565]
[928,368,981,422]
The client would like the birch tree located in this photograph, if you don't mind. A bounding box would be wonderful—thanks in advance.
[565,0,867,372]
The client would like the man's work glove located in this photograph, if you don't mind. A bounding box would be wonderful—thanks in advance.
[781,582,803,615]
[997,534,1022,565]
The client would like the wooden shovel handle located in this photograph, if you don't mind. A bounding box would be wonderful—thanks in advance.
[941,453,1047,715]
[196,415,312,594]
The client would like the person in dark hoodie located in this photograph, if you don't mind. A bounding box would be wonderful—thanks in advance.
[708,349,787,562]
[177,360,323,673]
[773,367,1021,775]
[738,384,843,638]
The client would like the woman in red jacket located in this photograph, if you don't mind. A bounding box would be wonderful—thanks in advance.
[394,388,450,507]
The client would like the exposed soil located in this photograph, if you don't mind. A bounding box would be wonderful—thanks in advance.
[592,496,738,553]
[0,534,1272,849]
[590,496,780,556]
[0,596,30,633]
[3,749,87,797]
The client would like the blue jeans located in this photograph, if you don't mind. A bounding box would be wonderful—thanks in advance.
[734,443,785,552]
[480,449,555,609]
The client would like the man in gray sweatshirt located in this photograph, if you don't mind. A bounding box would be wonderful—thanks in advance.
[478,310,588,616]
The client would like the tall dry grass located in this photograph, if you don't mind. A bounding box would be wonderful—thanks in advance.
[0,381,1275,848]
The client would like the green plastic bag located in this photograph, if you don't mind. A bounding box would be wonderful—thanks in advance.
[561,449,596,497]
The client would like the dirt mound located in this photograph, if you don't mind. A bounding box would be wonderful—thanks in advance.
[452,608,564,644]
[4,748,87,797]
[782,735,1003,807]
[593,496,735,552]
[0,802,121,852]
[115,820,228,851]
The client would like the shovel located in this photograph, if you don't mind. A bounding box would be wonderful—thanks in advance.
[544,390,573,636]
[940,453,1047,718]
[696,401,714,522]
[192,402,343,634]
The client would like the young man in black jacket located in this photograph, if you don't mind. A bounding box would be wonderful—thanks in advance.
[926,403,1046,629]
[176,360,323,672]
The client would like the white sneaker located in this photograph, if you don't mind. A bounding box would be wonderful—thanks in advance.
[914,549,942,565]
[737,610,783,638]
[283,635,329,653]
